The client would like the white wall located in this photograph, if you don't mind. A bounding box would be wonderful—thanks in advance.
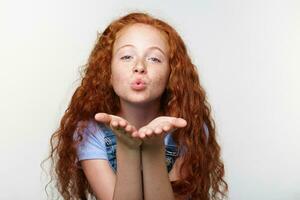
[0,0,299,199]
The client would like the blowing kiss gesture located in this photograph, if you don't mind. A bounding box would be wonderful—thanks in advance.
[94,113,187,148]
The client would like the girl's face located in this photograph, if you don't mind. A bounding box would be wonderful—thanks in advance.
[110,23,170,106]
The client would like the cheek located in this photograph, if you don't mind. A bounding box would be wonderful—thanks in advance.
[158,67,170,82]
[152,71,169,88]
[111,74,127,86]
[111,64,128,82]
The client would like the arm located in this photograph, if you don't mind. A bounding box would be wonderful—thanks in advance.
[80,159,116,200]
[141,142,175,200]
[80,113,143,200]
[81,144,142,200]
[137,116,187,200]
[113,140,142,200]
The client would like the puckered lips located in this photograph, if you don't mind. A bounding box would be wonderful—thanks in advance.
[130,78,146,90]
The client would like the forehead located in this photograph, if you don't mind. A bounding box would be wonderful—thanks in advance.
[113,23,169,53]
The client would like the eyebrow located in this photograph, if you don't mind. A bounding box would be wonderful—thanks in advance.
[114,44,167,57]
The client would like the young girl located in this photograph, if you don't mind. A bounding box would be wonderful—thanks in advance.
[46,12,228,200]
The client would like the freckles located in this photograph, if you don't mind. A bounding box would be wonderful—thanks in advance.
[152,77,168,89]
[111,73,126,86]
[157,72,169,83]
[157,77,165,84]
[115,77,127,84]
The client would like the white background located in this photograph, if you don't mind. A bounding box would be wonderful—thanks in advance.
[0,0,299,199]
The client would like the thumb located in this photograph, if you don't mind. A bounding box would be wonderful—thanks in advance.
[174,118,187,127]
[94,113,111,124]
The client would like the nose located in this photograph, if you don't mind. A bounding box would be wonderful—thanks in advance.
[132,63,146,74]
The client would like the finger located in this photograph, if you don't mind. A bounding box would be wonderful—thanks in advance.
[95,113,111,124]
[131,126,138,135]
[145,128,154,136]
[116,123,136,138]
[172,118,187,128]
[138,130,146,138]
[154,127,163,134]
[162,125,171,132]
[110,120,119,129]
[125,124,132,132]
[131,130,139,137]
[119,120,127,128]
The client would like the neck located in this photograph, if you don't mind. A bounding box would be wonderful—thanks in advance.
[116,100,163,130]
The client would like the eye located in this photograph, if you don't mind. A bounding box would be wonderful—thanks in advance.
[148,57,161,63]
[120,55,133,60]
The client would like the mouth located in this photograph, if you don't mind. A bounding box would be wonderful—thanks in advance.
[130,81,146,90]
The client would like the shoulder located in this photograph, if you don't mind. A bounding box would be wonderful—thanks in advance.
[74,119,111,141]
[75,119,113,162]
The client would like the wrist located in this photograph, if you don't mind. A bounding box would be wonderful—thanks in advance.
[141,135,165,148]
[141,144,166,163]
[142,142,165,153]
[116,138,141,151]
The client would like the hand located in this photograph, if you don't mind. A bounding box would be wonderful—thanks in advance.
[135,116,187,147]
[94,113,142,149]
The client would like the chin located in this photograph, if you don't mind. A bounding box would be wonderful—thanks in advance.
[120,96,155,106]
[134,96,161,106]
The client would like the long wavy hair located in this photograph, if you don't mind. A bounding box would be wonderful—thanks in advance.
[42,12,228,200]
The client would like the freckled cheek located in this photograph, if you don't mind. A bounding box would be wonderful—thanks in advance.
[112,74,129,86]
[157,68,170,81]
[151,76,168,90]
[111,64,131,83]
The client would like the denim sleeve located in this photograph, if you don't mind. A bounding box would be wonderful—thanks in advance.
[75,120,108,161]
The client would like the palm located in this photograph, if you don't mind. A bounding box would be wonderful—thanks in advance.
[137,116,187,146]
[94,113,142,148]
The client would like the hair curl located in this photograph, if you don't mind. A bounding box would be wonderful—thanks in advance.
[42,12,228,200]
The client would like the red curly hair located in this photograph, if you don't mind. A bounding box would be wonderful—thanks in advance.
[43,12,228,200]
